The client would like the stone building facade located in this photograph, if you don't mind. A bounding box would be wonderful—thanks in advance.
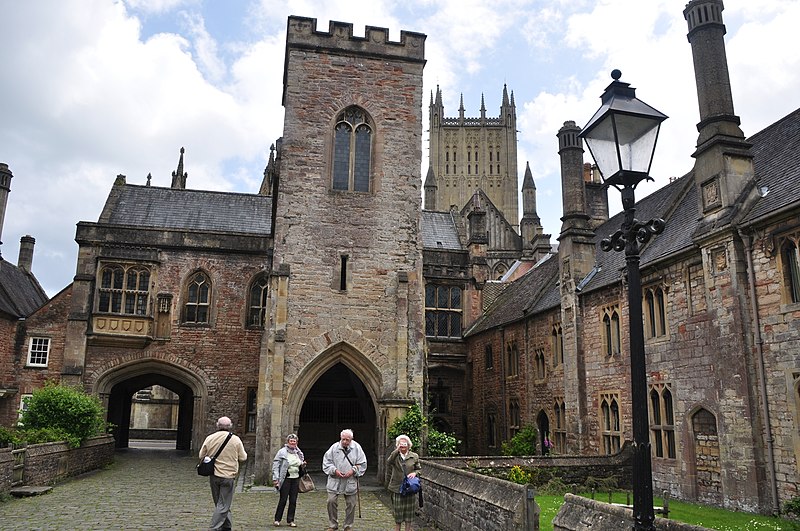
[461,0,800,514]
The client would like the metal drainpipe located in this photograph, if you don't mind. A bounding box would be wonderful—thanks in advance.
[499,327,507,445]
[740,229,779,515]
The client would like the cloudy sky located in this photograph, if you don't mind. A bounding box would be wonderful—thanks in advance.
[2,0,798,296]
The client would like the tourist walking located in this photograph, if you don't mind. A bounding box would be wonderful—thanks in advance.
[199,416,248,531]
[322,428,367,530]
[272,433,306,527]
[386,434,421,531]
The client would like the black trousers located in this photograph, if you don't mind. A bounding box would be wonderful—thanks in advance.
[274,476,300,523]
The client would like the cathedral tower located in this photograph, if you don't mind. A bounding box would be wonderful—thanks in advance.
[428,86,519,231]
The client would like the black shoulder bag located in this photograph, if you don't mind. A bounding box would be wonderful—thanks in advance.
[197,432,233,476]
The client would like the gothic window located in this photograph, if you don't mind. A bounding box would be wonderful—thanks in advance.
[650,383,676,459]
[535,348,546,380]
[467,150,471,162]
[644,286,668,338]
[468,165,471,175]
[97,263,151,316]
[506,341,519,377]
[425,284,462,338]
[553,398,567,453]
[781,237,800,303]
[489,151,493,162]
[446,152,449,162]
[484,344,494,369]
[27,337,50,367]
[489,165,493,175]
[602,306,621,356]
[497,164,500,174]
[487,412,498,448]
[509,399,521,437]
[246,387,257,433]
[332,106,372,192]
[474,151,478,162]
[600,392,622,454]
[247,275,269,329]
[552,323,564,367]
[184,271,211,324]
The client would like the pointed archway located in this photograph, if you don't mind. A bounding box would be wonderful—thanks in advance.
[537,410,550,456]
[298,362,377,465]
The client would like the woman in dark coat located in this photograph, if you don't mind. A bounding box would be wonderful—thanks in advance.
[386,434,421,531]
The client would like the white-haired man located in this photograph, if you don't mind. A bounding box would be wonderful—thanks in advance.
[199,416,247,531]
[322,428,367,530]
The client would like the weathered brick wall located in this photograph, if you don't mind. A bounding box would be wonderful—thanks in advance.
[21,435,114,487]
[420,460,539,531]
[747,221,800,509]
[0,317,20,426]
[13,285,72,391]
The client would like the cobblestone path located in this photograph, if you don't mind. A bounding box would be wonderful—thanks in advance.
[0,447,408,530]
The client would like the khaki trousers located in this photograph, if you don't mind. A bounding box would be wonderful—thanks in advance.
[326,490,356,529]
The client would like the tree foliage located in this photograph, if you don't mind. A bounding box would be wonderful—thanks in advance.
[501,424,538,456]
[18,382,107,447]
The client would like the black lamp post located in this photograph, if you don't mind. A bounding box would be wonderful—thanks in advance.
[579,70,667,531]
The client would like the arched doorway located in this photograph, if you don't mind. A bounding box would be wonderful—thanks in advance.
[690,407,722,504]
[537,410,550,455]
[298,362,377,467]
[107,373,194,450]
[94,359,207,452]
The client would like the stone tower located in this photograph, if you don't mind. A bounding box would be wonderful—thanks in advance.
[428,86,519,231]
[255,17,427,482]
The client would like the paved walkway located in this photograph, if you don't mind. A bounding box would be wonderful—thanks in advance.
[0,446,411,530]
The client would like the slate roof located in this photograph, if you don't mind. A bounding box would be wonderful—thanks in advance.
[0,258,48,318]
[465,254,559,336]
[100,184,273,235]
[741,108,800,224]
[421,211,463,250]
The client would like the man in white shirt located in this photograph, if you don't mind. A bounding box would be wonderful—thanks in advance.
[199,416,248,531]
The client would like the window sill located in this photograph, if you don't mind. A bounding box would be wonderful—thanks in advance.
[24,364,48,369]
[780,301,800,314]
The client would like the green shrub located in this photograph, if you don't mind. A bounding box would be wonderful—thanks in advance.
[0,426,22,447]
[18,427,78,447]
[501,424,538,456]
[387,403,460,457]
[18,382,106,447]
[785,496,800,517]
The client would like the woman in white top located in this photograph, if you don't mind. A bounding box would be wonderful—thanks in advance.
[272,433,306,527]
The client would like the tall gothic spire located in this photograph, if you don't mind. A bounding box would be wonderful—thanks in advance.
[171,147,187,189]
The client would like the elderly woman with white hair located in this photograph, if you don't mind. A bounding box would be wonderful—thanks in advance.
[386,434,421,531]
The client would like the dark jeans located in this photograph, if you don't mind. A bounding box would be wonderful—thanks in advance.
[274,476,300,523]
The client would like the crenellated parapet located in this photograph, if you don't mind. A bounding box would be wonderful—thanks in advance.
[285,16,425,63]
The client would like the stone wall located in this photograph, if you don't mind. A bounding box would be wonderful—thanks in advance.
[553,493,712,531]
[0,435,114,494]
[420,460,539,531]
[427,442,633,490]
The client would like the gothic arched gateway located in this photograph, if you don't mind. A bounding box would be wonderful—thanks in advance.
[93,359,208,451]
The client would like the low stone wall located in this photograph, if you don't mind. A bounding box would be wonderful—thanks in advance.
[420,460,539,530]
[553,493,712,531]
[0,435,115,492]
[129,428,177,440]
[425,442,633,490]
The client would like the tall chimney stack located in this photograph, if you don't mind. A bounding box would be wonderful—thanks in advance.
[684,0,754,223]
[0,163,13,256]
[18,235,35,273]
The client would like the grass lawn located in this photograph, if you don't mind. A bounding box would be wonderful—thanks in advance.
[535,492,800,531]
